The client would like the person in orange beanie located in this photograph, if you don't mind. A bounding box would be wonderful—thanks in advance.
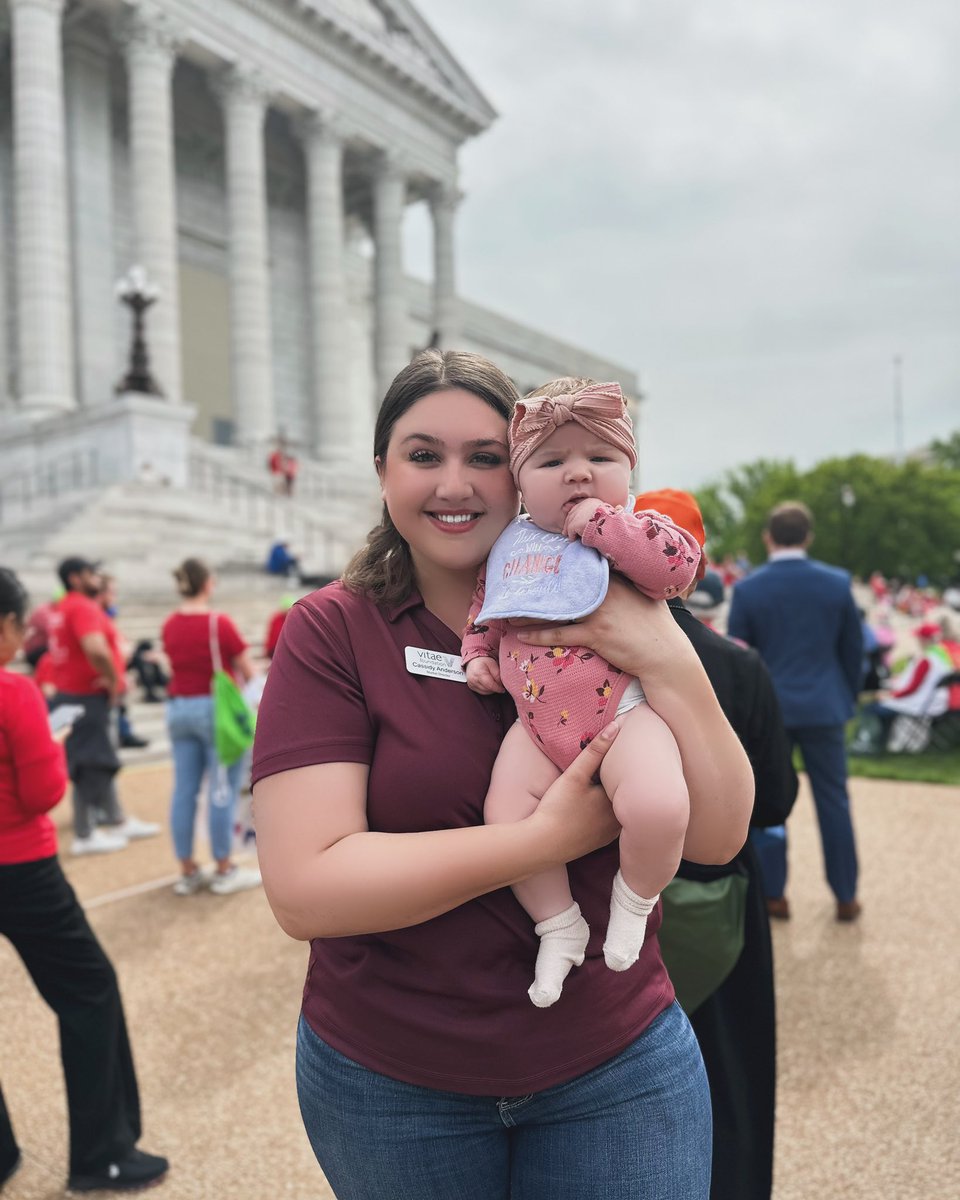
[635,487,797,1200]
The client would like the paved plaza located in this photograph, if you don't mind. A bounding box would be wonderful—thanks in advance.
[1,764,958,1199]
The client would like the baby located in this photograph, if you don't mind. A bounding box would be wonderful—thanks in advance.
[462,380,701,1007]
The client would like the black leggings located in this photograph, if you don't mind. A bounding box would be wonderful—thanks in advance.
[0,856,141,1174]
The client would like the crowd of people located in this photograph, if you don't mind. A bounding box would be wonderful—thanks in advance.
[0,551,280,1190]
[2,350,957,1198]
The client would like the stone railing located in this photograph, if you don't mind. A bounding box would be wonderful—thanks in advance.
[0,447,101,525]
[198,437,377,507]
[186,450,360,573]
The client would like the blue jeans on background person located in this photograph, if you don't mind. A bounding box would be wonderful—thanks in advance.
[166,696,244,863]
[296,1001,712,1200]
[750,825,788,899]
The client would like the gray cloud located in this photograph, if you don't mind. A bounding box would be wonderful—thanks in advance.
[407,0,960,488]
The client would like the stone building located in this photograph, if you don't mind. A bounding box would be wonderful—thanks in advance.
[0,0,637,477]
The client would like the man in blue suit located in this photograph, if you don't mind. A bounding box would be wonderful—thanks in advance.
[728,502,863,922]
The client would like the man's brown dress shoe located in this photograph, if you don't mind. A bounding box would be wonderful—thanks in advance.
[766,897,791,920]
[836,900,862,922]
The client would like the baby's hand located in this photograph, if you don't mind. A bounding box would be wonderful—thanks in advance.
[563,498,602,541]
[465,657,504,694]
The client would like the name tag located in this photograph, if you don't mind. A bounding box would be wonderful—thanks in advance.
[404,646,467,683]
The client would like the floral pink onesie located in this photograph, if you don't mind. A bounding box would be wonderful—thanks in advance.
[462,505,702,771]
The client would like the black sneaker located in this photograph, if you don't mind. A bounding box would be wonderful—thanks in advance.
[68,1148,169,1192]
[120,734,150,749]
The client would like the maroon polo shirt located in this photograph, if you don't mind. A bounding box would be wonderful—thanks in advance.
[252,582,673,1095]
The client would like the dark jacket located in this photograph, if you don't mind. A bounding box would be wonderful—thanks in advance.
[669,598,798,1200]
[727,556,863,727]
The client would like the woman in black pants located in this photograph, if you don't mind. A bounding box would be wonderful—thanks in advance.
[0,566,168,1193]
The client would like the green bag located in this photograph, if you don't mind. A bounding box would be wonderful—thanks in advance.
[657,871,749,1016]
[209,614,256,767]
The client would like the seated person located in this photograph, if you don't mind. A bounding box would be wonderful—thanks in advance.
[265,540,300,577]
[852,622,954,751]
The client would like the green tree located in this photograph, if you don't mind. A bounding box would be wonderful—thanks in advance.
[801,457,960,580]
[696,453,960,581]
[928,430,960,471]
[695,460,801,564]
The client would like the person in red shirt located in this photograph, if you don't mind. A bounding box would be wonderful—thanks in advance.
[21,593,61,668]
[267,438,287,494]
[47,558,159,855]
[0,566,169,1194]
[263,596,296,659]
[32,650,57,699]
[853,621,958,751]
[282,451,298,497]
[162,558,260,896]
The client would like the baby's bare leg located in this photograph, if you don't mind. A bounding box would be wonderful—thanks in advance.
[485,723,590,1008]
[599,704,689,971]
[485,722,570,921]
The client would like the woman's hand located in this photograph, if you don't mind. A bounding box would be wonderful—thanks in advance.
[515,575,694,681]
[256,733,623,941]
[529,721,622,863]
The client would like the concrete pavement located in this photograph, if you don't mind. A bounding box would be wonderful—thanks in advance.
[1,765,957,1198]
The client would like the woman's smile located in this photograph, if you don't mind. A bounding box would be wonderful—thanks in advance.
[425,509,484,533]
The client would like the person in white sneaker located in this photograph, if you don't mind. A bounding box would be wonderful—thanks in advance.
[162,559,261,896]
[0,567,169,1193]
[45,557,160,855]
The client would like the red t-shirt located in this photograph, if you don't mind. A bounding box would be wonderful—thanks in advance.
[264,610,287,658]
[23,601,55,656]
[252,583,673,1096]
[0,670,68,864]
[47,592,126,696]
[162,612,247,696]
[33,652,56,692]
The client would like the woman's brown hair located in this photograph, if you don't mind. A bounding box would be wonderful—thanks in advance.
[342,350,519,607]
[173,557,210,598]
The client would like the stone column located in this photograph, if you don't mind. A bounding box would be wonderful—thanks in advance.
[120,2,183,404]
[301,112,350,457]
[430,182,461,350]
[372,151,408,401]
[217,64,274,446]
[11,0,75,414]
[64,29,115,408]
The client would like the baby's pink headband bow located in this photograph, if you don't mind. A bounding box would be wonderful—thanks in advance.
[509,382,637,481]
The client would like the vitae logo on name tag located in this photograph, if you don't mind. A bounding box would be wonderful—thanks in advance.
[404,646,467,683]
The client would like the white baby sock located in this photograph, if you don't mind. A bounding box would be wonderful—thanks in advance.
[603,870,658,972]
[528,903,591,1009]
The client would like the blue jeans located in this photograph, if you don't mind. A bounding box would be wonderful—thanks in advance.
[750,826,788,899]
[166,696,244,863]
[296,1002,711,1200]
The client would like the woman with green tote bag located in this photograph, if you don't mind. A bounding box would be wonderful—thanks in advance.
[162,558,261,896]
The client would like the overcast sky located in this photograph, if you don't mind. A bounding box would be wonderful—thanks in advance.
[404,0,959,491]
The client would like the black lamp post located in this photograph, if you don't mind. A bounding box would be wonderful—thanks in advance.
[114,265,163,397]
